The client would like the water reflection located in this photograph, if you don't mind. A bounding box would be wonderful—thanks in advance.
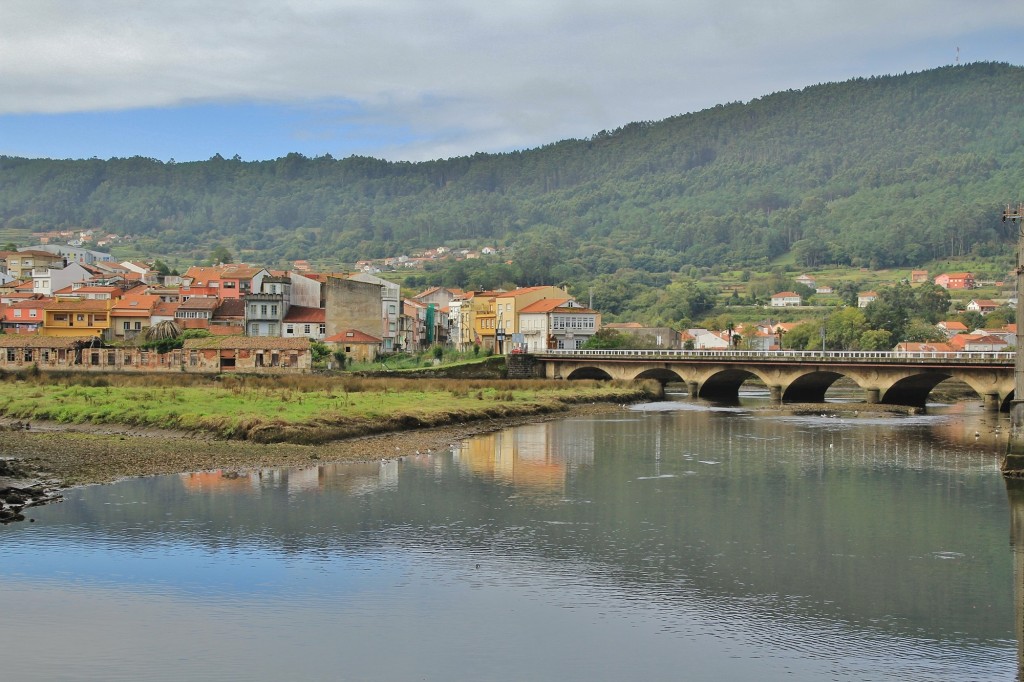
[0,401,1018,681]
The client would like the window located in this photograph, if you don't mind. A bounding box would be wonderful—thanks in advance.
[268,323,278,336]
[77,314,85,322]
[6,349,14,362]
[13,309,21,318]
[319,324,326,335]
[285,325,294,335]
[123,321,131,331]
[134,321,141,331]
[303,324,311,334]
[260,304,268,316]
[270,305,278,316]
[29,309,36,318]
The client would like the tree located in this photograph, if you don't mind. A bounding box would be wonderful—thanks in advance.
[582,328,635,349]
[781,322,821,351]
[914,284,952,323]
[211,244,233,264]
[858,329,893,350]
[310,340,331,364]
[824,308,868,350]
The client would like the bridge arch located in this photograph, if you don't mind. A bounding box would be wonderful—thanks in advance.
[782,371,853,403]
[634,368,686,386]
[699,368,772,402]
[564,366,614,381]
[881,371,955,408]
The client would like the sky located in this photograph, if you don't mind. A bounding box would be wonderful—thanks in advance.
[2,1,1023,164]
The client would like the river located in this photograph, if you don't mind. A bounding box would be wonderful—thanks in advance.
[0,397,1019,681]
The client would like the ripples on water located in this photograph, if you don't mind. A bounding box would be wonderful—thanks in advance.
[0,399,1017,681]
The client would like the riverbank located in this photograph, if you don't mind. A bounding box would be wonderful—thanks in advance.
[0,401,630,489]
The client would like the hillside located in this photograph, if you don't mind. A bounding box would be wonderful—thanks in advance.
[1,63,1023,316]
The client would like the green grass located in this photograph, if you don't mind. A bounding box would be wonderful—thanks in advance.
[0,375,655,443]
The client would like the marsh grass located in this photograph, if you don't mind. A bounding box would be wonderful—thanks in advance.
[0,374,655,443]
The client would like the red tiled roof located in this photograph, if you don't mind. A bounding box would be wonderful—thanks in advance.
[282,305,325,323]
[324,329,382,344]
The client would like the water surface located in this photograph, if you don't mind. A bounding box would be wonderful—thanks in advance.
[1,401,1017,681]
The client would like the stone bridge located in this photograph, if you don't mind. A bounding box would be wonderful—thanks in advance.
[529,349,1016,411]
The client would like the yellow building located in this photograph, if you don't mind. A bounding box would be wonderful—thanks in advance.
[42,299,112,337]
[461,286,573,352]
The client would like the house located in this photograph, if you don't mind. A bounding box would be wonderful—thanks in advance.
[517,299,600,351]
[795,274,816,288]
[934,272,975,290]
[110,294,161,341]
[244,275,290,336]
[347,273,401,351]
[966,299,999,314]
[0,335,97,370]
[54,284,124,301]
[282,306,326,340]
[1,299,47,334]
[815,285,834,295]
[32,261,95,296]
[857,291,878,308]
[181,336,312,373]
[42,298,112,337]
[911,269,929,284]
[770,291,802,307]
[6,250,66,280]
[686,328,730,350]
[936,321,969,337]
[323,329,382,363]
[175,296,220,329]
[948,334,1009,352]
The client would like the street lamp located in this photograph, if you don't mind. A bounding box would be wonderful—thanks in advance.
[726,323,734,350]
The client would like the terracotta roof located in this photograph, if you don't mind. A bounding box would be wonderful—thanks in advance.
[112,294,160,314]
[214,298,246,317]
[0,335,97,348]
[178,297,221,311]
[282,305,325,323]
[324,329,382,344]
[772,291,800,298]
[518,298,571,314]
[42,299,110,311]
[152,301,180,317]
[183,335,311,350]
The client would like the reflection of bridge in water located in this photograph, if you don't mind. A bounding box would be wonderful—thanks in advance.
[534,349,1015,410]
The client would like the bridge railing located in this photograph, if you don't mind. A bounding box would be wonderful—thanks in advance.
[532,349,1015,364]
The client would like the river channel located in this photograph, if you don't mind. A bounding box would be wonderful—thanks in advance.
[1,397,1020,681]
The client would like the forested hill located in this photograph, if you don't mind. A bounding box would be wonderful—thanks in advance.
[2,62,1023,284]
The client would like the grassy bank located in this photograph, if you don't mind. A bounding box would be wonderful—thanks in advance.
[0,373,658,445]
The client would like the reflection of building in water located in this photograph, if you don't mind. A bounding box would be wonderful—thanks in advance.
[1007,480,1024,678]
[179,470,261,493]
[181,461,395,497]
[455,421,595,495]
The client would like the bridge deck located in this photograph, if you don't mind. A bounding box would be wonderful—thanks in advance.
[535,349,1013,366]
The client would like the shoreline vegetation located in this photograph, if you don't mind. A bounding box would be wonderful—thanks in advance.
[0,374,660,489]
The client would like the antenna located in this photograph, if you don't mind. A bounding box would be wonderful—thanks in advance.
[955,46,960,65]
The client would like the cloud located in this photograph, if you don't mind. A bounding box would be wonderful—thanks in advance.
[2,0,1023,160]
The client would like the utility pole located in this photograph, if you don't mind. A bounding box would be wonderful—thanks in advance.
[1003,203,1024,475]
